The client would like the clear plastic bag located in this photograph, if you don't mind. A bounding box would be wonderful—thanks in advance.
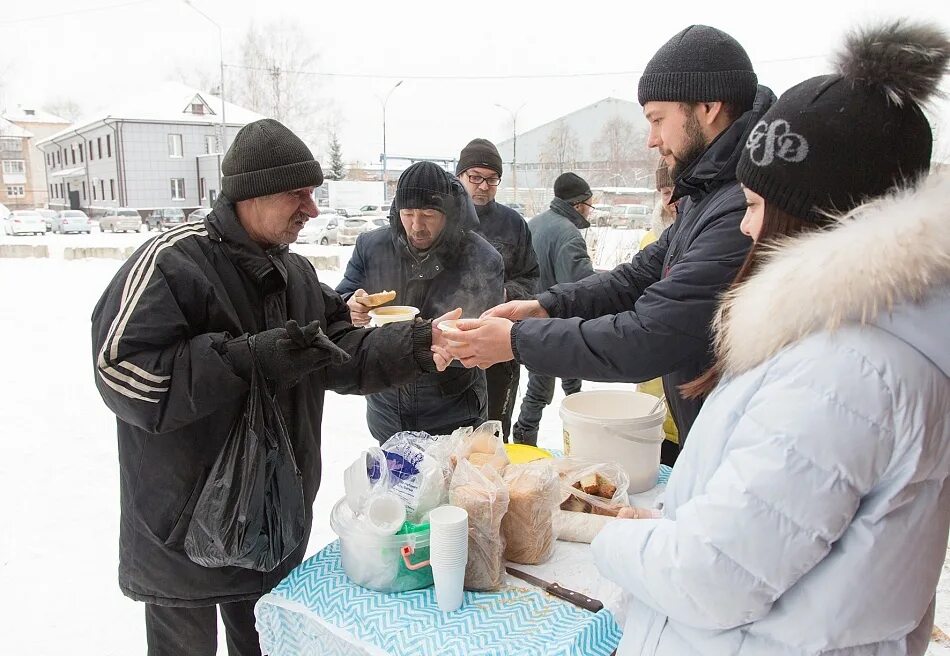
[449,457,509,591]
[452,420,509,473]
[501,461,560,565]
[371,431,447,523]
[555,457,631,516]
[184,359,306,572]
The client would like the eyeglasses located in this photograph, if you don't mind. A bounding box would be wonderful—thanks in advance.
[464,173,501,187]
[580,202,594,210]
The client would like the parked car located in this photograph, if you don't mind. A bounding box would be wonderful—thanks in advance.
[3,210,46,236]
[589,204,612,227]
[505,202,527,217]
[52,210,92,234]
[100,207,143,233]
[33,208,58,232]
[146,208,187,231]
[297,215,340,245]
[609,204,651,229]
[188,208,213,223]
[358,204,387,216]
[337,216,387,245]
[334,208,363,218]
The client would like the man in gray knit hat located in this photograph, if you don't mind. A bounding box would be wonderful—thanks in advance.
[92,118,455,656]
[443,26,775,463]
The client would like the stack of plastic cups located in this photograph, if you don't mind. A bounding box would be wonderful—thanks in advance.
[427,505,469,612]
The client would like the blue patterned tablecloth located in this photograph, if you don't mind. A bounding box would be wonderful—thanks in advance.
[255,465,671,655]
[256,540,622,656]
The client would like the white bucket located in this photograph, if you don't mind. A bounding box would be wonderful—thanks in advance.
[559,390,666,493]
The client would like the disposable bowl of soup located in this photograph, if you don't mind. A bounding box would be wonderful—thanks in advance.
[368,306,420,326]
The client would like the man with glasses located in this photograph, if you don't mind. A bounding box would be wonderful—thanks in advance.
[511,172,595,446]
[455,138,539,441]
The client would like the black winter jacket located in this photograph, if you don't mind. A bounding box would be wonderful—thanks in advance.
[511,86,776,443]
[91,198,433,606]
[336,188,504,442]
[473,200,539,300]
[528,198,595,290]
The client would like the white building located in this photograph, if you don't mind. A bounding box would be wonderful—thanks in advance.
[494,98,656,210]
[35,83,265,215]
[1,107,71,210]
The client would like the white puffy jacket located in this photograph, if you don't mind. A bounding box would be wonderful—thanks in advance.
[592,175,950,655]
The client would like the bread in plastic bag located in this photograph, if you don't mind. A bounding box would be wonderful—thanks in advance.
[501,461,560,564]
[449,457,509,591]
[555,457,630,517]
[452,420,509,473]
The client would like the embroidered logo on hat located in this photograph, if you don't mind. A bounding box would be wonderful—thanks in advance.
[746,119,809,166]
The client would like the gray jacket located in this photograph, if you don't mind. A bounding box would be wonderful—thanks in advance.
[528,198,595,290]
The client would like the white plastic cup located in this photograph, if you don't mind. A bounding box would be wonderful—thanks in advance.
[431,564,466,612]
[428,505,469,567]
[364,493,407,536]
[437,318,478,334]
[368,306,420,327]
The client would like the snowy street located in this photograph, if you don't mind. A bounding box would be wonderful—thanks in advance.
[1,228,947,655]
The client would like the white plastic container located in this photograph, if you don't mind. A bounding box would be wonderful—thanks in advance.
[329,498,433,593]
[368,305,420,326]
[559,390,666,493]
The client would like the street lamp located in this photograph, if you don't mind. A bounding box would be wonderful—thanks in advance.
[379,80,403,203]
[495,102,526,203]
[183,0,227,158]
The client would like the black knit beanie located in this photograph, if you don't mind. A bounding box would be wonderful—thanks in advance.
[221,119,324,202]
[638,25,757,108]
[554,172,592,204]
[737,20,949,224]
[455,138,503,176]
[395,161,454,214]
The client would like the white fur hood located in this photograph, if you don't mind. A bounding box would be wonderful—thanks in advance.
[717,173,950,377]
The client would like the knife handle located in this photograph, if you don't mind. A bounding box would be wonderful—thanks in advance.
[547,583,604,613]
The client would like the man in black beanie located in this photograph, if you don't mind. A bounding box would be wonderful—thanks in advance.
[511,172,595,445]
[336,161,504,442]
[455,137,540,441]
[443,27,775,461]
[91,119,453,656]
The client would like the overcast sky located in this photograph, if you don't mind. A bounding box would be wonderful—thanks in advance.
[2,0,949,163]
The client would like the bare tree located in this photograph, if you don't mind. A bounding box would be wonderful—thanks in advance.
[540,120,580,182]
[592,116,652,187]
[42,98,84,123]
[168,58,220,96]
[230,20,327,148]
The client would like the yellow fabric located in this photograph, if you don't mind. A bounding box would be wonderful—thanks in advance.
[638,378,679,445]
[639,231,658,251]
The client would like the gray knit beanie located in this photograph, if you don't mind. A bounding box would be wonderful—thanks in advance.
[221,119,324,201]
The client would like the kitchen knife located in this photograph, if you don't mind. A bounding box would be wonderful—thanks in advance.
[506,567,604,613]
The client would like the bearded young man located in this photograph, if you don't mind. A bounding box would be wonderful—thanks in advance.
[442,26,775,460]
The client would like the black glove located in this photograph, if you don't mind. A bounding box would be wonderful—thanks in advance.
[226,320,351,386]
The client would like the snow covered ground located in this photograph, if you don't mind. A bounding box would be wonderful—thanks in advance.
[1,226,947,655]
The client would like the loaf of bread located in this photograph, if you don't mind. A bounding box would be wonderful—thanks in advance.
[449,459,509,591]
[501,462,560,565]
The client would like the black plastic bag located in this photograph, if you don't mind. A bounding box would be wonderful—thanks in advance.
[184,354,306,572]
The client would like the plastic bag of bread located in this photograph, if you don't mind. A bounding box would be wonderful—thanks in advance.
[451,420,509,473]
[501,461,560,564]
[555,458,630,517]
[448,457,509,591]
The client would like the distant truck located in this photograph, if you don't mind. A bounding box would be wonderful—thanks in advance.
[326,181,385,213]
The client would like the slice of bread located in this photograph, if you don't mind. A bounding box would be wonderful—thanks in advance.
[358,290,397,307]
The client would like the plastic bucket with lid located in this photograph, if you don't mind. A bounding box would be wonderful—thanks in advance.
[559,390,666,493]
[330,497,433,593]
[368,306,419,327]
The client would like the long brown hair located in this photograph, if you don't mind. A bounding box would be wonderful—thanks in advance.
[680,203,815,399]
